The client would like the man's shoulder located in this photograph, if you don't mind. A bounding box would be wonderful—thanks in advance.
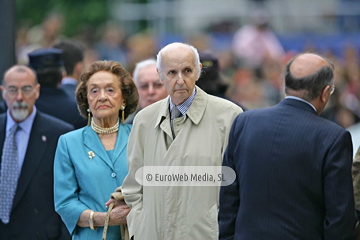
[206,94,243,119]
[36,111,74,132]
[137,99,167,119]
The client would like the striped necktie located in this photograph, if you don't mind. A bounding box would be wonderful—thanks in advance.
[170,107,182,139]
[0,124,20,224]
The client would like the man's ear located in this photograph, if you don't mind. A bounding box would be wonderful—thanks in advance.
[195,63,203,82]
[157,68,163,83]
[62,69,66,78]
[320,85,330,102]
[75,62,84,77]
[0,85,5,100]
[35,83,41,100]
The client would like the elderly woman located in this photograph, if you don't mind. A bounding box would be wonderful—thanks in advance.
[54,61,138,239]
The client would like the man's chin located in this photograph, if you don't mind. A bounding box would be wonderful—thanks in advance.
[12,109,29,122]
[146,100,156,106]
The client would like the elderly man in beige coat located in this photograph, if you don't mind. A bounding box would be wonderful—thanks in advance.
[122,42,242,240]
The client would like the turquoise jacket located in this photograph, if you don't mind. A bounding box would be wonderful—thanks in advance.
[54,124,131,240]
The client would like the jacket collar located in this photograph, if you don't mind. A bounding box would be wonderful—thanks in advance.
[154,86,208,128]
[280,98,318,115]
[83,124,128,170]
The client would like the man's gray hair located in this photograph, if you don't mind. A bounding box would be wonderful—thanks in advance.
[156,42,201,81]
[132,59,157,84]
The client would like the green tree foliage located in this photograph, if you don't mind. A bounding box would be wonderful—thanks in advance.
[16,0,108,37]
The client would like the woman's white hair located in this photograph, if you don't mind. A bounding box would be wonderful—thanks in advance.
[156,42,201,81]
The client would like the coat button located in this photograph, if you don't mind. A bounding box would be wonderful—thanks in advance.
[111,173,116,178]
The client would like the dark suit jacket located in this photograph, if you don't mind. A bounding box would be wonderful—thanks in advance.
[0,100,7,114]
[36,86,86,130]
[60,83,77,102]
[219,98,357,240]
[0,111,73,240]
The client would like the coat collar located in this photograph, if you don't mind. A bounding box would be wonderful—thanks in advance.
[154,86,208,129]
[83,124,128,170]
[280,98,318,115]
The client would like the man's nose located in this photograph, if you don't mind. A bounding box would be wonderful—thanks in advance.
[148,84,155,94]
[16,90,24,101]
[176,74,184,85]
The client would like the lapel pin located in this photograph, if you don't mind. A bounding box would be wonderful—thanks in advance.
[88,151,96,161]
[42,135,47,142]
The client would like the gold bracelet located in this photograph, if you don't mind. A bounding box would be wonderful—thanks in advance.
[89,210,98,230]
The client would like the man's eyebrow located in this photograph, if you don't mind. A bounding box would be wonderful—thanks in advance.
[7,85,32,88]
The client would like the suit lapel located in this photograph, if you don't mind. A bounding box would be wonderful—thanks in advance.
[0,114,6,170]
[12,112,49,209]
[83,126,114,170]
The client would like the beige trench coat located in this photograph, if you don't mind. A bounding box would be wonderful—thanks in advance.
[122,87,242,240]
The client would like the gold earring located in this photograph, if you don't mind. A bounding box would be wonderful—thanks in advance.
[87,109,91,126]
[121,105,125,124]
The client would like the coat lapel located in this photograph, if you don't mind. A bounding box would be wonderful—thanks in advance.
[156,88,209,143]
[155,97,173,139]
[12,112,49,209]
[83,126,114,170]
[186,86,208,125]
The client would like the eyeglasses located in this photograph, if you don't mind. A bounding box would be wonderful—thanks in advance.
[139,82,164,91]
[329,85,335,95]
[4,85,36,97]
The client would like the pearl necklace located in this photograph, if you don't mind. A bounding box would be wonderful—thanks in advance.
[91,118,119,134]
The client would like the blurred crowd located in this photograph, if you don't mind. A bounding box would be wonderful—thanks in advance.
[13,11,360,129]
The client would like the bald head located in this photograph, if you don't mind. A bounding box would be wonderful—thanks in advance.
[2,65,40,122]
[284,53,334,102]
[3,65,37,85]
[290,53,332,79]
[156,42,201,80]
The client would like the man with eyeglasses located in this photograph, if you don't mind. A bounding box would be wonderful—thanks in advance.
[125,58,168,124]
[0,65,73,239]
[219,53,358,239]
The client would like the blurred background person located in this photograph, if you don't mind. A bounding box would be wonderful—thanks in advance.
[28,48,87,129]
[9,0,360,155]
[125,58,168,124]
[96,21,127,66]
[232,8,285,76]
[197,50,246,110]
[54,61,139,239]
[17,12,65,65]
[0,65,73,239]
[53,38,85,101]
[125,32,158,74]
